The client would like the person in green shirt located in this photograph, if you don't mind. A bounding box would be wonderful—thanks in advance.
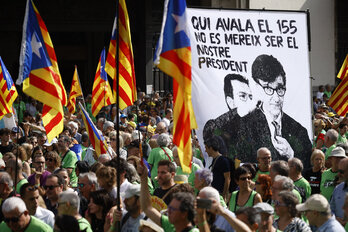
[320,147,346,201]
[289,158,311,201]
[57,191,93,232]
[253,147,271,182]
[324,129,339,166]
[172,146,201,189]
[57,135,78,188]
[337,123,348,144]
[0,197,53,232]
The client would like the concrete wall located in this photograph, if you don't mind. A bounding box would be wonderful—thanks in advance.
[249,0,336,87]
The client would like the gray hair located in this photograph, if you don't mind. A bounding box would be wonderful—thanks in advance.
[2,197,27,214]
[157,133,171,147]
[79,172,98,188]
[326,129,339,143]
[274,175,294,191]
[257,147,271,158]
[59,192,80,212]
[196,168,213,186]
[68,121,78,130]
[199,186,220,202]
[0,172,13,188]
[271,160,289,177]
[288,158,303,173]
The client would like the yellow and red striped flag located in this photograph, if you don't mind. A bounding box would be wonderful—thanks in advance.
[337,54,348,80]
[105,0,137,110]
[17,0,66,142]
[92,49,114,117]
[328,75,348,116]
[67,66,83,114]
[154,0,197,173]
[0,57,18,120]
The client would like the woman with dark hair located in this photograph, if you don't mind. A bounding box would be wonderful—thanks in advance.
[75,161,90,177]
[255,174,272,203]
[273,191,311,232]
[228,166,262,212]
[86,189,114,232]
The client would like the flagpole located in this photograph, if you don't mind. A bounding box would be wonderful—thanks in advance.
[115,1,122,231]
[75,65,87,110]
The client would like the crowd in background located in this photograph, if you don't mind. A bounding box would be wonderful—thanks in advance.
[0,85,347,232]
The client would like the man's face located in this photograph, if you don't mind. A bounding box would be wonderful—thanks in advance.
[57,138,68,151]
[30,137,38,147]
[168,198,185,225]
[3,208,28,232]
[230,80,253,117]
[259,213,273,232]
[271,180,282,201]
[157,165,173,187]
[257,150,271,170]
[45,177,63,200]
[1,133,10,143]
[257,75,285,118]
[38,135,47,146]
[22,189,40,215]
[33,156,45,173]
[78,176,93,199]
[124,196,139,213]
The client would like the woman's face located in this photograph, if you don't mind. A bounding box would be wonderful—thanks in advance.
[88,198,101,214]
[313,154,324,169]
[237,173,251,190]
[274,198,288,217]
[58,171,70,186]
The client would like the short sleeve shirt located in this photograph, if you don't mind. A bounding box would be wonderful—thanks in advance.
[0,215,53,232]
[320,168,338,201]
[294,177,312,201]
[61,150,78,187]
[210,156,230,194]
[161,215,199,232]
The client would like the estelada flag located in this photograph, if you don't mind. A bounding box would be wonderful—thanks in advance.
[67,66,83,114]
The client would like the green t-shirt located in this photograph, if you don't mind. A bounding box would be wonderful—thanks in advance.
[16,178,29,194]
[345,222,348,231]
[337,133,347,144]
[161,215,199,232]
[325,144,336,160]
[147,147,174,188]
[292,189,302,203]
[229,190,257,212]
[0,215,53,232]
[193,147,204,162]
[13,101,26,124]
[253,170,270,182]
[78,217,93,232]
[294,177,312,201]
[61,150,78,188]
[320,168,338,201]
[175,163,201,189]
[81,144,88,161]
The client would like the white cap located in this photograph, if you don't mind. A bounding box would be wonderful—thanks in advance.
[296,194,330,213]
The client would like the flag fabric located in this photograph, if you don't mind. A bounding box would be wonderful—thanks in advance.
[105,0,137,110]
[67,66,83,114]
[337,54,348,80]
[0,57,18,120]
[17,0,67,142]
[92,49,114,117]
[79,102,108,156]
[328,75,348,116]
[154,0,197,173]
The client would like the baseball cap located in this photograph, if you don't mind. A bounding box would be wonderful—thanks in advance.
[120,114,127,118]
[121,184,140,199]
[296,194,330,213]
[174,175,188,184]
[253,202,274,215]
[329,147,346,158]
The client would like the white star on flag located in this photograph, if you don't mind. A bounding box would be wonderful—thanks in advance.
[172,9,188,35]
[31,32,42,59]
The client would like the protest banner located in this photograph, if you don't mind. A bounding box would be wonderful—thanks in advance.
[187,8,313,166]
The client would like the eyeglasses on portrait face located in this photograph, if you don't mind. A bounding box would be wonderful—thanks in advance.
[258,83,286,97]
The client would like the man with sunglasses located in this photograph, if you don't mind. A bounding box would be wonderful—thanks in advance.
[44,174,64,216]
[0,196,52,231]
[20,183,55,228]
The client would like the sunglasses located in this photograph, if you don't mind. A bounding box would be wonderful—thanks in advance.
[274,200,287,207]
[239,176,251,181]
[78,183,85,188]
[4,213,23,223]
[44,185,59,190]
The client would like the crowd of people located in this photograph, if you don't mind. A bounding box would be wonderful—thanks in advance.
[0,86,347,232]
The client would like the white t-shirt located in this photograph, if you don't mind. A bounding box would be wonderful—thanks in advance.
[35,206,55,228]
